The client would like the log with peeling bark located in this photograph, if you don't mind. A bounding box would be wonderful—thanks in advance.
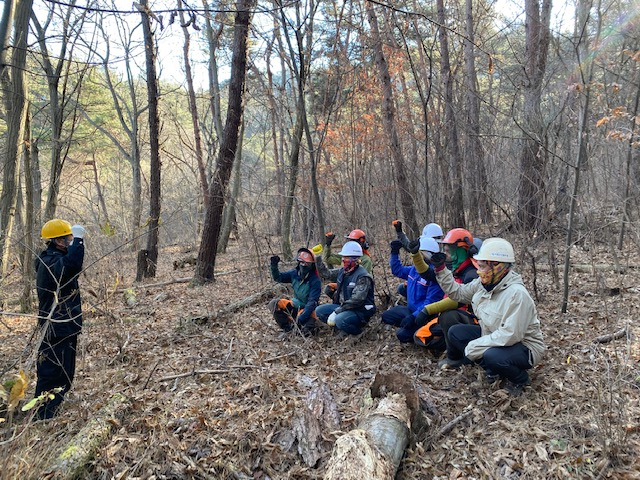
[324,372,420,480]
[42,393,129,478]
[292,380,340,467]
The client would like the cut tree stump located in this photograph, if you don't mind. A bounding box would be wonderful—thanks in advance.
[43,393,129,479]
[324,371,421,480]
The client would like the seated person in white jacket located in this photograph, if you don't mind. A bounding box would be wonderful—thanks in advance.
[429,238,546,396]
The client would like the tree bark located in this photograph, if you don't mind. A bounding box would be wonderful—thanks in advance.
[366,2,419,237]
[436,0,465,228]
[562,0,601,313]
[179,0,208,202]
[463,0,491,223]
[194,0,256,282]
[137,0,162,279]
[0,0,15,81]
[218,118,244,253]
[20,105,34,312]
[1,0,33,277]
[516,0,552,231]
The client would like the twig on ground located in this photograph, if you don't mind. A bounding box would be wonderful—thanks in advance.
[436,407,475,438]
[158,365,261,382]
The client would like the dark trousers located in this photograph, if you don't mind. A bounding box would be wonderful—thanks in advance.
[438,309,477,356]
[382,306,419,343]
[35,335,78,419]
[448,324,533,384]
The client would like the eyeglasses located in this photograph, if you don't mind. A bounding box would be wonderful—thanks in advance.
[297,260,312,267]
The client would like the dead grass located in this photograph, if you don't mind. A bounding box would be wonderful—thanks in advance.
[1,238,639,480]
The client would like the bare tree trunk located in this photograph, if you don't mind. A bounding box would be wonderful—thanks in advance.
[136,0,162,280]
[0,0,15,80]
[436,0,465,228]
[464,0,491,223]
[83,16,144,250]
[203,0,224,143]
[366,1,419,236]
[194,0,256,283]
[91,154,110,226]
[179,0,208,202]
[218,118,244,253]
[265,30,286,235]
[617,69,640,249]
[31,2,87,221]
[516,0,552,231]
[20,105,34,312]
[562,0,602,313]
[277,0,314,259]
[1,0,33,277]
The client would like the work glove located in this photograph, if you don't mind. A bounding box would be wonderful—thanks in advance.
[327,311,337,326]
[270,255,280,265]
[390,240,403,255]
[71,225,85,239]
[311,244,323,255]
[430,252,447,270]
[414,309,429,327]
[399,314,416,329]
[325,232,336,246]
[392,220,403,234]
[407,239,421,254]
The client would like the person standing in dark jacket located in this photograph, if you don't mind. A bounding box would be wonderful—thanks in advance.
[34,219,85,419]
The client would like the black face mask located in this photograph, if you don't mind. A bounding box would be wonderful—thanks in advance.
[298,264,312,276]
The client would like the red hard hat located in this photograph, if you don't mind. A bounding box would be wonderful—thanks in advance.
[296,249,314,264]
[346,229,366,241]
[441,228,474,249]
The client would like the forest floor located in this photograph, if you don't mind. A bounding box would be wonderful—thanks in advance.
[1,238,639,479]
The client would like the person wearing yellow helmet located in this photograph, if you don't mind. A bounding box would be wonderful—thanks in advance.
[33,219,86,420]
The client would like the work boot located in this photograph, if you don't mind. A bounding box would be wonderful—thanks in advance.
[437,357,466,370]
[502,378,531,397]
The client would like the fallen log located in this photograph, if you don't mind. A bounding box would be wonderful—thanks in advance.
[210,284,288,320]
[593,326,629,344]
[43,393,129,479]
[324,371,420,480]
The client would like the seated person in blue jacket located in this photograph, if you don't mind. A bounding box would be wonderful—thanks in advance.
[382,236,444,343]
[315,241,376,335]
[269,247,322,336]
[391,220,443,298]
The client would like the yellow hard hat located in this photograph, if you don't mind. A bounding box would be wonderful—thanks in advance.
[41,219,72,239]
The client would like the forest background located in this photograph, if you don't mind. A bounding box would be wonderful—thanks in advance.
[0,0,639,478]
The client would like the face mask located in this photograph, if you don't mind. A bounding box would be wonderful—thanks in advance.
[298,263,312,275]
[342,257,358,273]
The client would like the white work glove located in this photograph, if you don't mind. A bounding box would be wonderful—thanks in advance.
[71,225,85,239]
[327,311,337,327]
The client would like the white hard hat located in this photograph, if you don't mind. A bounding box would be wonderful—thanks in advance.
[422,223,443,239]
[473,237,515,263]
[419,236,440,253]
[339,241,363,257]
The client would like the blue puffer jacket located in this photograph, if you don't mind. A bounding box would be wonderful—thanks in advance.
[35,238,85,338]
[390,252,444,317]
